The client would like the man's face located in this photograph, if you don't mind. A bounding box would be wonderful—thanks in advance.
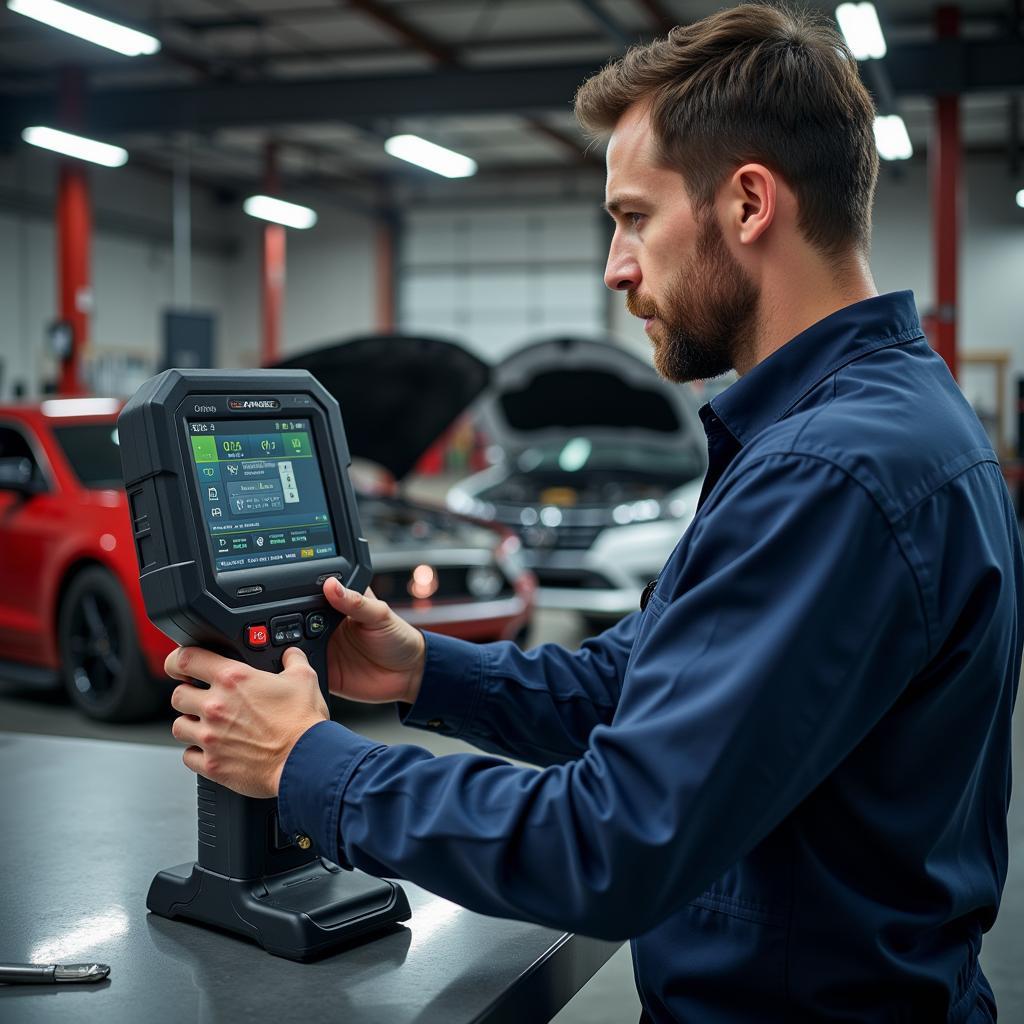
[604,104,759,382]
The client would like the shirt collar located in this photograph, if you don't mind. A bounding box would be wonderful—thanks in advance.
[705,290,924,447]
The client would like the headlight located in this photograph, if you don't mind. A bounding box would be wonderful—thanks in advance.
[408,564,439,599]
[610,497,694,525]
[611,499,662,524]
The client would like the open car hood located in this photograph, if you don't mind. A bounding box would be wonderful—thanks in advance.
[480,336,703,453]
[276,335,490,481]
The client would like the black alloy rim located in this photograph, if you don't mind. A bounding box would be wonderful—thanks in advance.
[67,589,123,704]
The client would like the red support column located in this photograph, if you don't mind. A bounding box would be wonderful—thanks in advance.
[57,67,90,396]
[930,6,961,381]
[261,142,285,366]
[262,225,285,366]
[375,215,396,333]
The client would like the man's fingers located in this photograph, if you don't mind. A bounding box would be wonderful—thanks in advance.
[170,682,205,716]
[165,646,236,686]
[322,578,391,627]
[182,745,207,777]
[281,645,316,684]
[171,713,202,746]
[281,645,309,668]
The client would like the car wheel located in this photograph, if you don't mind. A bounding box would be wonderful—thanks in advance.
[58,566,164,722]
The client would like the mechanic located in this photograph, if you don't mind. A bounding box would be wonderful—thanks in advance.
[164,6,1022,1021]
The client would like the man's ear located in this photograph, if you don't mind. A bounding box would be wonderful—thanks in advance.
[723,163,776,246]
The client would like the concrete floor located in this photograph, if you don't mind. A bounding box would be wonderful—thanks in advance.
[1,605,1020,1022]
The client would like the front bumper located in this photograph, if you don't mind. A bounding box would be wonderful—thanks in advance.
[517,516,690,618]
[396,595,530,637]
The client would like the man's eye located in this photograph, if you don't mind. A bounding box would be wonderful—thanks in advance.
[628,212,646,227]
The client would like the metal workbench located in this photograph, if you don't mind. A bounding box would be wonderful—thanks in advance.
[0,732,620,1023]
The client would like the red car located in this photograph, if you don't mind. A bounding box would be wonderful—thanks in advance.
[0,398,174,721]
[0,386,535,722]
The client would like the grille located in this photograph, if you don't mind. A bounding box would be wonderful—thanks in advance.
[533,567,614,590]
[517,523,604,551]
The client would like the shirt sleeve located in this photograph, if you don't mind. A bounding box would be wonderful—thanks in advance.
[277,452,928,941]
[399,610,641,765]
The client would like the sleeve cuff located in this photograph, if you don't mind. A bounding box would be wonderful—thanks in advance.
[277,719,383,867]
[398,630,486,740]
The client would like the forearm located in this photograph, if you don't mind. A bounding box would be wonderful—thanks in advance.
[402,620,638,766]
[278,719,703,940]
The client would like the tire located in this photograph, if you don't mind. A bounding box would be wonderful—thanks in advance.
[58,566,164,723]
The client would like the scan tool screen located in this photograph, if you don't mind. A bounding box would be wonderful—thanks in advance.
[187,418,338,572]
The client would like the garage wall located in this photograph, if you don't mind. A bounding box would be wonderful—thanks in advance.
[0,148,380,393]
[221,202,378,367]
[1,147,1020,447]
[0,148,234,399]
[398,201,609,363]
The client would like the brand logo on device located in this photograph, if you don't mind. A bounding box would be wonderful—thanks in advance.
[228,398,281,411]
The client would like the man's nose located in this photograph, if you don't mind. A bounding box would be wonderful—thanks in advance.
[604,240,640,292]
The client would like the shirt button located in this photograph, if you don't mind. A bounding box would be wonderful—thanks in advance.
[294,834,312,850]
[426,718,445,730]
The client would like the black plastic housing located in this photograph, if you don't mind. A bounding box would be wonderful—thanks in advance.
[119,368,372,666]
[118,368,410,960]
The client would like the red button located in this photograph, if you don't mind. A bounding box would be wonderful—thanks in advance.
[247,624,269,649]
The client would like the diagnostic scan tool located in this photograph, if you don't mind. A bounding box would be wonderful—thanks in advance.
[118,369,410,960]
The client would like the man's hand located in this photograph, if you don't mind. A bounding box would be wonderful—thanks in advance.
[166,645,328,799]
[323,578,426,706]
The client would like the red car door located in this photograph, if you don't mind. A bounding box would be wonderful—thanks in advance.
[0,422,69,667]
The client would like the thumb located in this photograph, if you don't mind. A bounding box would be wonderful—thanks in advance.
[322,578,391,628]
[281,645,310,671]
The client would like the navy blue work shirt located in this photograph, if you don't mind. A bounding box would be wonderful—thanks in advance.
[279,291,1022,1022]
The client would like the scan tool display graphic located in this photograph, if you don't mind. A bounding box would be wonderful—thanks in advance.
[187,418,338,571]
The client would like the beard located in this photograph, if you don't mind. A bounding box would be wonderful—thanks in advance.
[626,215,759,383]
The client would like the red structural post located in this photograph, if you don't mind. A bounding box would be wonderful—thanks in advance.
[57,67,90,396]
[930,6,961,380]
[261,142,285,366]
[375,217,396,333]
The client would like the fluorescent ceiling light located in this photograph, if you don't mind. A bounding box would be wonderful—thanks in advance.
[7,0,160,56]
[384,135,477,179]
[1016,189,1024,209]
[835,2,886,60]
[41,397,121,417]
[22,126,128,167]
[873,115,913,161]
[243,195,318,230]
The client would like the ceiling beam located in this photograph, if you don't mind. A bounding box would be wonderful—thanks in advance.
[338,0,597,167]
[633,0,675,33]
[0,31,623,91]
[3,39,1024,140]
[884,38,1024,94]
[342,0,459,66]
[573,0,633,48]
[523,116,601,167]
[0,63,598,136]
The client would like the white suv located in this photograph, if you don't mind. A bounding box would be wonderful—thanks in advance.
[448,336,707,627]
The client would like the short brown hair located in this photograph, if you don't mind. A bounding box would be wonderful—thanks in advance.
[575,3,879,260]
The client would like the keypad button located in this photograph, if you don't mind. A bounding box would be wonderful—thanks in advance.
[269,613,304,647]
[246,624,269,649]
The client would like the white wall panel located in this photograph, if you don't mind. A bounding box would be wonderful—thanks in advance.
[221,204,377,367]
[400,202,607,361]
